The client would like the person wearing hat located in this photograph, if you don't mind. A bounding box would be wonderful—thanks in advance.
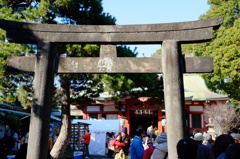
[232,133,240,143]
[151,132,168,159]
[193,132,211,159]
[203,133,213,148]
[120,127,130,157]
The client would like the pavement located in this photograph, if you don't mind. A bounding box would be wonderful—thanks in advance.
[84,155,114,159]
[87,155,131,159]
[7,155,113,159]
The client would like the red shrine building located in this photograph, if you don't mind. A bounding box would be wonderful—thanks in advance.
[53,74,229,135]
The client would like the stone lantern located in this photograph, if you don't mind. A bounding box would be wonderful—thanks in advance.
[206,118,215,137]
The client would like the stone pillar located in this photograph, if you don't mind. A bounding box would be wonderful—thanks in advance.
[27,41,56,159]
[162,40,187,159]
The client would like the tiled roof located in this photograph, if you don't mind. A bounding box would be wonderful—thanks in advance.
[183,74,229,101]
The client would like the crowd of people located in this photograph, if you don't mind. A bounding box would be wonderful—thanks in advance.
[0,124,59,159]
[177,130,240,159]
[2,123,240,159]
[107,125,240,159]
[106,127,131,159]
[107,126,168,159]
[0,125,29,159]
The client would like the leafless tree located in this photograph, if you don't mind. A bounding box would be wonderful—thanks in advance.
[204,102,240,134]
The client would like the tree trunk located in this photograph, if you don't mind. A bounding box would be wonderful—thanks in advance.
[50,76,71,159]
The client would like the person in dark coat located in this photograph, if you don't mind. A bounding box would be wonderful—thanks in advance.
[107,132,114,158]
[120,127,130,156]
[211,134,235,159]
[14,143,28,159]
[225,143,240,159]
[0,136,15,159]
[193,132,212,159]
[177,138,198,159]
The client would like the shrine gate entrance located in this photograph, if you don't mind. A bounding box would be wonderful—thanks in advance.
[0,17,223,159]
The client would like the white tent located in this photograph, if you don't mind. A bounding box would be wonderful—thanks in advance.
[72,119,120,155]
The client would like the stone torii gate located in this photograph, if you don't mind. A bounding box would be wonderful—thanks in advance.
[0,17,223,159]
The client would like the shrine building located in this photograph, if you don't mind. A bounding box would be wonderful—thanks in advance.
[53,74,229,136]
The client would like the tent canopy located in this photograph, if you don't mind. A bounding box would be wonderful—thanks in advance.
[72,119,120,133]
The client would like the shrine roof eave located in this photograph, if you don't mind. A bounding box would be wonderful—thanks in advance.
[192,97,229,101]
[184,92,229,101]
[0,107,61,121]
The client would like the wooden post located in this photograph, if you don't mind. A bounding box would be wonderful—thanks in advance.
[27,41,56,159]
[162,40,187,159]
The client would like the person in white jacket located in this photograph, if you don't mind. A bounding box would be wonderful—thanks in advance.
[151,132,168,159]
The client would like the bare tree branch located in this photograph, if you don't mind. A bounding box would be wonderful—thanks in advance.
[204,102,240,133]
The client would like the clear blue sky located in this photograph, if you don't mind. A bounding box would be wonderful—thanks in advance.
[102,0,210,57]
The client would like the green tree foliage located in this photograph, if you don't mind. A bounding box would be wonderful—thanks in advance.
[0,0,51,108]
[54,0,116,25]
[0,113,21,132]
[181,0,240,106]
[154,48,162,55]
[0,73,33,108]
[0,0,116,109]
[154,1,240,106]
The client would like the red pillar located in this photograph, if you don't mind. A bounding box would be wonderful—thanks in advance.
[125,108,130,135]
[158,109,163,133]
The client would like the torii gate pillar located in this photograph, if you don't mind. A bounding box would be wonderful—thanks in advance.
[162,40,187,159]
[28,41,56,159]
